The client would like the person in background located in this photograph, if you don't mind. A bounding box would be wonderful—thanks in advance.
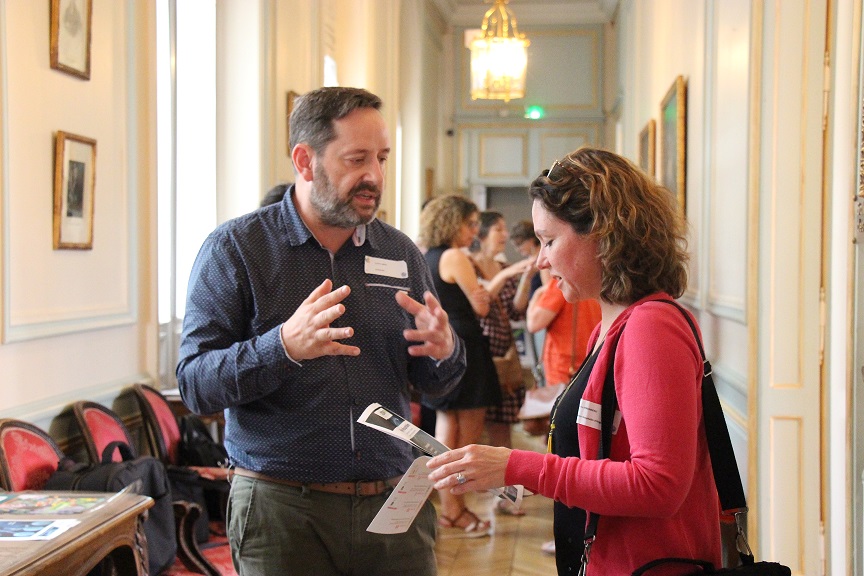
[527,279,601,389]
[469,211,535,516]
[426,147,721,575]
[260,183,290,207]
[177,86,466,576]
[509,219,549,296]
[418,194,500,538]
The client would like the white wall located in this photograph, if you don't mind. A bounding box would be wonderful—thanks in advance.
[0,0,156,428]
[617,0,828,572]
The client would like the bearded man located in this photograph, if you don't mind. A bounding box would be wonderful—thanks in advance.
[177,87,466,576]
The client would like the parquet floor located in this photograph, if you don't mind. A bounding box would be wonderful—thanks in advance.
[433,425,557,576]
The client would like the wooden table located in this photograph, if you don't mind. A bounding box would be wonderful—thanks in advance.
[0,491,153,576]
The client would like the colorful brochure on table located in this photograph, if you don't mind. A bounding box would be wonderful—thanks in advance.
[0,519,80,540]
[0,493,108,515]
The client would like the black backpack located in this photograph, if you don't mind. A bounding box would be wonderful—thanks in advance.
[179,414,229,468]
[45,441,177,576]
[178,414,230,523]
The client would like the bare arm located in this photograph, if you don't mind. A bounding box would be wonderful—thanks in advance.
[526,285,556,332]
[482,258,534,297]
[510,264,538,315]
[440,248,490,317]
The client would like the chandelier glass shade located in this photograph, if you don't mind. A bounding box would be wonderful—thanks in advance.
[469,0,529,102]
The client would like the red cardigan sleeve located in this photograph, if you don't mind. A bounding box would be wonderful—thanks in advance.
[505,300,704,518]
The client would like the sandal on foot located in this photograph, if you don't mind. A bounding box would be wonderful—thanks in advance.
[495,499,526,516]
[438,508,491,538]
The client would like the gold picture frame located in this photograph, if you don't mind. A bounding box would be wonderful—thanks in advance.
[660,75,687,217]
[639,119,656,177]
[53,131,96,250]
[49,0,93,80]
[286,90,299,156]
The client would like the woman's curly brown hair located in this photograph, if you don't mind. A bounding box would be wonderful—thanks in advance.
[418,194,478,249]
[528,147,689,304]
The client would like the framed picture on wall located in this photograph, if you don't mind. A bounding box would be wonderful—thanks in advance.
[660,75,687,216]
[50,0,93,80]
[286,90,299,156]
[639,119,656,177]
[53,131,96,250]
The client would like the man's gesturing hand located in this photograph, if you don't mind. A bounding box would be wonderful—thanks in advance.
[280,279,360,361]
[396,290,455,361]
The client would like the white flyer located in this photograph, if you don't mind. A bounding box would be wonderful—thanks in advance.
[366,456,435,534]
[357,403,527,512]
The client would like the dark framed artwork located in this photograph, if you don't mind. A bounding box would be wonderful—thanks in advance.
[286,90,299,156]
[53,131,96,250]
[660,75,687,216]
[50,0,93,80]
[639,119,656,177]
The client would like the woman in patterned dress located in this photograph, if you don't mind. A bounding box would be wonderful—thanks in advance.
[470,211,537,514]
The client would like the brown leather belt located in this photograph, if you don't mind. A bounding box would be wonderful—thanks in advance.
[233,468,401,496]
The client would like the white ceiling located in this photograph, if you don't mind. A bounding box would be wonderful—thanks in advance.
[431,0,620,26]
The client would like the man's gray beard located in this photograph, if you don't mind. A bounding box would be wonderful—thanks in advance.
[310,168,378,228]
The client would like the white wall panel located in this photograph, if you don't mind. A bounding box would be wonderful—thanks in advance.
[706,0,750,322]
[479,133,528,178]
[0,0,153,415]
[3,0,136,342]
[769,417,803,571]
[755,0,824,571]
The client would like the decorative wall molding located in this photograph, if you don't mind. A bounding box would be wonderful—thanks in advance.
[0,372,153,430]
[0,0,139,343]
[707,293,746,324]
[713,361,748,419]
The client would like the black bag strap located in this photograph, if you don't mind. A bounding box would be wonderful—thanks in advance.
[582,299,753,572]
[581,336,620,561]
[101,440,135,464]
[656,300,747,512]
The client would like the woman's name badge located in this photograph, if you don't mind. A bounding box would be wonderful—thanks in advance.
[576,398,622,434]
[365,256,408,279]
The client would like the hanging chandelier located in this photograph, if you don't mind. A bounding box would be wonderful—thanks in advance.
[469,0,530,102]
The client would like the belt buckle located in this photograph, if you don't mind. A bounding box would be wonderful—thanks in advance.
[356,480,384,496]
[354,481,364,497]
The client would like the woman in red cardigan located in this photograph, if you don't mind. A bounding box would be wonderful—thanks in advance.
[427,147,722,575]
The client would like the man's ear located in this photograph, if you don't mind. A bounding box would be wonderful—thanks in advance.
[292,144,315,182]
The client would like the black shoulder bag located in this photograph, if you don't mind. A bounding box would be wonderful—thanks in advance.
[578,300,791,576]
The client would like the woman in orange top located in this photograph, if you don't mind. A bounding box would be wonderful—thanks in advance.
[527,278,601,385]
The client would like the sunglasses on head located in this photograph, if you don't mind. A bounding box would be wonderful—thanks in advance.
[546,157,577,182]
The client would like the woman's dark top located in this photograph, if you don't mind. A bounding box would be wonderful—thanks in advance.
[550,343,602,575]
[421,246,501,411]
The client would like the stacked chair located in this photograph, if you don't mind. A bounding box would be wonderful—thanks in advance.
[0,417,149,575]
[70,399,233,576]
[0,390,235,576]
[0,418,65,491]
[130,385,233,575]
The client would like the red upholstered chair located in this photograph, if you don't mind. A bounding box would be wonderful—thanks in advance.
[0,419,64,491]
[132,384,229,483]
[133,384,184,466]
[71,400,138,463]
[71,401,227,576]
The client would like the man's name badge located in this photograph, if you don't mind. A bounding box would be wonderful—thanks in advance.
[365,256,408,279]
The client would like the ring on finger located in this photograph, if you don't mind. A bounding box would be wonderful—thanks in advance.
[455,472,467,485]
